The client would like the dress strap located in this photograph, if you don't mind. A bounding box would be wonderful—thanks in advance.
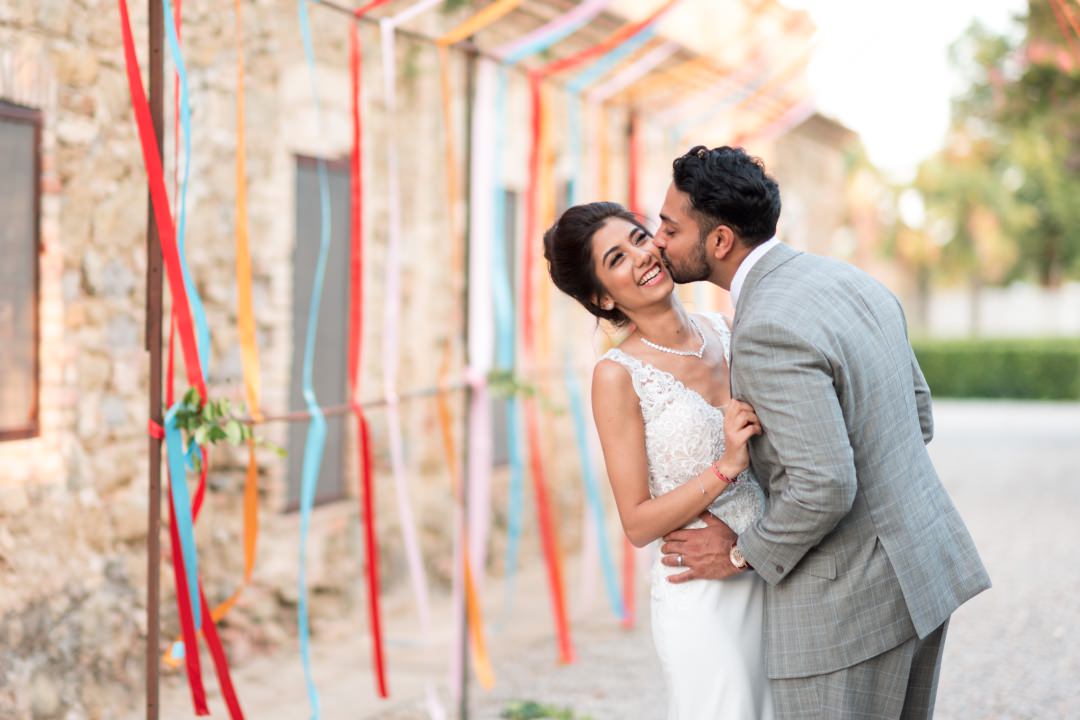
[699,312,732,365]
[601,347,641,372]
[599,348,664,413]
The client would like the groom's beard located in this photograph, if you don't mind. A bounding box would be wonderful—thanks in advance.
[662,240,711,284]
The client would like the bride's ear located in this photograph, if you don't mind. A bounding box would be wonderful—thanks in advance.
[593,293,615,312]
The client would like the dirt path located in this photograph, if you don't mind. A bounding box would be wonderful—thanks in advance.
[150,401,1080,719]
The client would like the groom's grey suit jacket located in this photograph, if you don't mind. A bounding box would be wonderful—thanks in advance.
[731,243,990,680]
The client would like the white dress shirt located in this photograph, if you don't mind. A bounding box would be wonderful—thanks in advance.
[729,237,779,308]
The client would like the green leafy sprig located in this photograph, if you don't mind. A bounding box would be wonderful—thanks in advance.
[172,388,285,472]
[500,700,592,720]
[486,370,564,414]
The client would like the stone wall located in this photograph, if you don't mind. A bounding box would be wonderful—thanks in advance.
[0,1,636,717]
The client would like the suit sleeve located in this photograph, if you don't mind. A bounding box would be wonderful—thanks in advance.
[734,320,857,586]
[911,345,934,444]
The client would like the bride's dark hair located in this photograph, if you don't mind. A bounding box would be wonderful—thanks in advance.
[543,201,650,327]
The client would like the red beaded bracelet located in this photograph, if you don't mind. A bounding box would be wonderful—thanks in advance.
[710,462,734,488]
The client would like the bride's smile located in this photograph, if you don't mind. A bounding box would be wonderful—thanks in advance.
[637,262,665,287]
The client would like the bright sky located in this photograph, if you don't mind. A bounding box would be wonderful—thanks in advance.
[781,0,1028,182]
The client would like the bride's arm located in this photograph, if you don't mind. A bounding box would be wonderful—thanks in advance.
[592,359,759,548]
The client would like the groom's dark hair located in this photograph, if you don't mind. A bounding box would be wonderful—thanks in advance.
[672,145,781,247]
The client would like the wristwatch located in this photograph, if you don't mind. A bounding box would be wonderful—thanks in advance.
[729,544,749,570]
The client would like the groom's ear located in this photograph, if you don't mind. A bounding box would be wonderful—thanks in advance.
[710,225,737,260]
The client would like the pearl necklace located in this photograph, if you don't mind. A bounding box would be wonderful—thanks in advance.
[640,317,708,359]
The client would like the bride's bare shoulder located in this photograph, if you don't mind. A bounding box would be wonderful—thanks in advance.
[593,354,633,389]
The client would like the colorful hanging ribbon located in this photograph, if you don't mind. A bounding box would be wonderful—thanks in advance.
[732,97,816,146]
[347,10,389,700]
[489,69,526,625]
[559,36,669,625]
[550,17,654,618]
[489,0,611,626]
[585,41,679,104]
[435,0,526,702]
[467,58,497,597]
[494,0,610,62]
[120,0,245,714]
[163,0,204,633]
[119,0,208,626]
[669,45,814,143]
[164,0,267,671]
[520,0,684,654]
[296,3,332,717]
[378,3,446,717]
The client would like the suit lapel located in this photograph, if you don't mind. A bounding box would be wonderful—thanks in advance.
[732,243,801,332]
[730,243,801,401]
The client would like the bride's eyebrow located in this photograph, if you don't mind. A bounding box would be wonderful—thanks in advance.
[602,244,621,265]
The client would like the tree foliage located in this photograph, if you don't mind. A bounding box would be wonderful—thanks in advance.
[915,2,1080,287]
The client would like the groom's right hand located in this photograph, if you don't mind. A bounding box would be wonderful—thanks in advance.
[660,513,744,582]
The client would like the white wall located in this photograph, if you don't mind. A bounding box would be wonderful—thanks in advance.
[923,282,1080,338]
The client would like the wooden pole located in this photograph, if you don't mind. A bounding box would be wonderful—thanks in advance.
[145,0,165,716]
[459,38,478,720]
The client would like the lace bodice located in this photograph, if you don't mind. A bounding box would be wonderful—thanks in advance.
[601,313,765,534]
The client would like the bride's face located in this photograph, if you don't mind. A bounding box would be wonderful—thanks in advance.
[591,217,673,316]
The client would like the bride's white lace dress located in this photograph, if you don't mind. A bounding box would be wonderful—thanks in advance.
[602,313,775,720]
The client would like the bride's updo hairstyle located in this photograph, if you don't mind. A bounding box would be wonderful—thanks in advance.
[543,202,650,327]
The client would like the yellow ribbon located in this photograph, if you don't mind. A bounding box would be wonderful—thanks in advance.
[432,1,530,692]
[436,353,496,690]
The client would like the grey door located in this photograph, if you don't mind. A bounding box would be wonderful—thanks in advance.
[287,156,350,510]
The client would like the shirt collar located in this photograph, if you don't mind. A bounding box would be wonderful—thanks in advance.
[730,237,779,308]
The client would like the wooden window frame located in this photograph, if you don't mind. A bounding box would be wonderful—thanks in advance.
[0,100,42,442]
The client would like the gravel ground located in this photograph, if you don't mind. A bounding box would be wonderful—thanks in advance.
[153,400,1080,719]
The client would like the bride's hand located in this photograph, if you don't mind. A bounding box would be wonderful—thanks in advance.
[716,400,762,478]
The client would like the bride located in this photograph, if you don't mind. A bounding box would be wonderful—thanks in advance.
[544,201,775,719]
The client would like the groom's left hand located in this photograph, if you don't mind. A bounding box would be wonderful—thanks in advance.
[661,513,745,583]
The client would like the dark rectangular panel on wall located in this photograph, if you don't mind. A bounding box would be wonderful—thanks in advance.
[286,156,351,510]
[491,188,519,468]
[0,100,42,442]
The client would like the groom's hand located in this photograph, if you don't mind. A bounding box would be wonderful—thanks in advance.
[660,513,743,583]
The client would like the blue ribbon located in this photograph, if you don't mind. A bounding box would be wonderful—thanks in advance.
[164,402,202,630]
[565,27,657,95]
[564,366,625,619]
[500,10,599,66]
[668,66,773,139]
[491,68,528,624]
[162,0,211,375]
[160,0,213,633]
[297,2,331,717]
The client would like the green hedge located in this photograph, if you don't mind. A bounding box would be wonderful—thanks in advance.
[912,338,1080,400]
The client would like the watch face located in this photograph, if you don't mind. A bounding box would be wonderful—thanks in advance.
[730,546,746,568]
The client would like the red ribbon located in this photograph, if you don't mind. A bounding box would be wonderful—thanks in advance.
[348,20,389,698]
[621,111,644,628]
[118,0,206,402]
[520,2,679,640]
[167,493,208,714]
[119,0,242,713]
[518,75,575,664]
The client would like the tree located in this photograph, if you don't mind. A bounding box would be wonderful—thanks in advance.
[915,3,1080,299]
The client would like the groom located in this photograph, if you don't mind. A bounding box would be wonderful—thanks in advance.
[652,145,990,718]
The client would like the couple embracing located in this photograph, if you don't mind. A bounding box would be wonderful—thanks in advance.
[543,146,990,719]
